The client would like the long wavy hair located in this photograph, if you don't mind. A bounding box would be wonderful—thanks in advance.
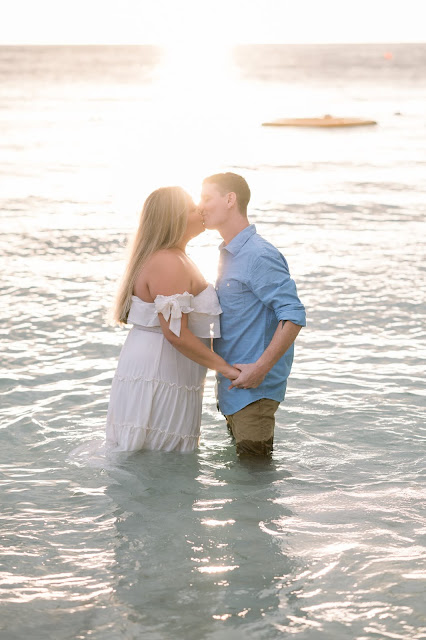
[110,186,191,325]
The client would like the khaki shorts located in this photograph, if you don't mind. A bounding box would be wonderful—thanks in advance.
[225,398,280,456]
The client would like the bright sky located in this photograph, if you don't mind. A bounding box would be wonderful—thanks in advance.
[1,0,425,44]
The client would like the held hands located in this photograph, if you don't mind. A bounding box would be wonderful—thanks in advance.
[223,364,243,381]
[228,363,267,390]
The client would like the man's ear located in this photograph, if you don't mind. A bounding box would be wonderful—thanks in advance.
[227,192,237,208]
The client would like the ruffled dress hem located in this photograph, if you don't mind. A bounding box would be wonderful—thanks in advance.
[106,422,200,453]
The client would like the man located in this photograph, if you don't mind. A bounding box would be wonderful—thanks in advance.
[200,172,306,457]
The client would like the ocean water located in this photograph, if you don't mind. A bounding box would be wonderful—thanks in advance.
[1,44,426,640]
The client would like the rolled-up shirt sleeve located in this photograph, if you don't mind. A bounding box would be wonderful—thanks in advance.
[249,250,306,326]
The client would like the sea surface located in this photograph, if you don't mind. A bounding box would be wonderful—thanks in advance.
[1,44,426,639]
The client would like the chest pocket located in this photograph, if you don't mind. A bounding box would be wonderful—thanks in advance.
[218,278,248,312]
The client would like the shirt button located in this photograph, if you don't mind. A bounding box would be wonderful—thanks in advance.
[226,283,230,286]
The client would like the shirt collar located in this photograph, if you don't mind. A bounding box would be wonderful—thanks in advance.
[219,224,256,255]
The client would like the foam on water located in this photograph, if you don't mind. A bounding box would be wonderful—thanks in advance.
[1,45,426,640]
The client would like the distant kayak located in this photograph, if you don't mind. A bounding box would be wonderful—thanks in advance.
[262,115,377,127]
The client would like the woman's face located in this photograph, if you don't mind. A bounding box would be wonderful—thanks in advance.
[185,199,205,239]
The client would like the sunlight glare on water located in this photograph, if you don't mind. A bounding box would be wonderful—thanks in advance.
[111,41,241,213]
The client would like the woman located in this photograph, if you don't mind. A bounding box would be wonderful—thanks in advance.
[106,186,239,452]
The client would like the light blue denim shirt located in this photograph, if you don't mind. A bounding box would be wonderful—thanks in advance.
[214,225,306,416]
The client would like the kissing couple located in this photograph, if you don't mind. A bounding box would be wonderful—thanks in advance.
[106,172,306,458]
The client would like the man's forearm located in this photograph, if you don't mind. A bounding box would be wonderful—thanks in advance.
[229,320,302,390]
[256,320,301,375]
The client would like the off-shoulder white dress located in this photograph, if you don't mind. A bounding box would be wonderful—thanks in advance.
[106,284,222,452]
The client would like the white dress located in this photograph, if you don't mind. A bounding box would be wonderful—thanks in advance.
[105,284,222,453]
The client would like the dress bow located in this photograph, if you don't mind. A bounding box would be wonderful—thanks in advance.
[154,293,194,337]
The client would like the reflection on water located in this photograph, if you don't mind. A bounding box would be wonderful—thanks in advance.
[1,44,426,639]
[103,453,294,639]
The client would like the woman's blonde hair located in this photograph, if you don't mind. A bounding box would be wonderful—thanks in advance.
[110,186,191,325]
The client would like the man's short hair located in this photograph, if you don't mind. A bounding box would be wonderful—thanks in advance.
[203,172,251,216]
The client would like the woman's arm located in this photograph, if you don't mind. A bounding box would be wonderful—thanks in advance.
[159,313,239,380]
[144,251,240,380]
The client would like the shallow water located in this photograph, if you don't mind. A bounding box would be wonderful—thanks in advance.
[1,44,426,639]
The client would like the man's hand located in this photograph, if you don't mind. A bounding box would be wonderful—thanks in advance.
[228,363,267,390]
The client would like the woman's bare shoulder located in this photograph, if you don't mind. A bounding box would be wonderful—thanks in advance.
[141,249,191,297]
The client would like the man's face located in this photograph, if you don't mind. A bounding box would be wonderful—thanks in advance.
[199,182,230,230]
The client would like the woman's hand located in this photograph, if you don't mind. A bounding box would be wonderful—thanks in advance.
[222,364,241,381]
